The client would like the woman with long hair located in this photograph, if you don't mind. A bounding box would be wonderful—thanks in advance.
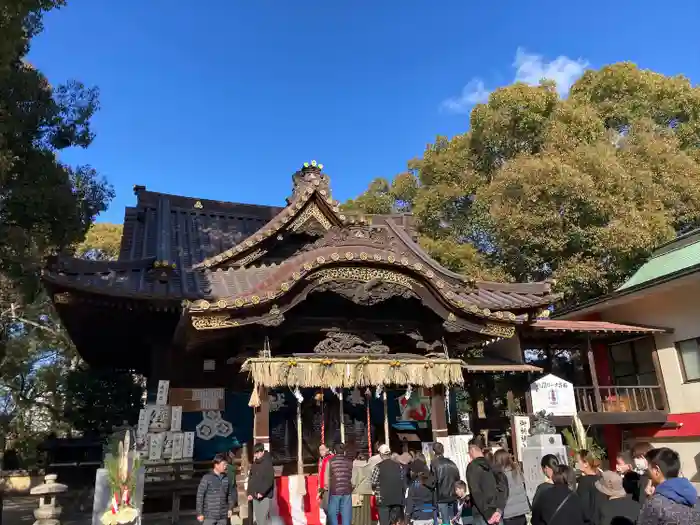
[493,450,530,525]
[576,450,604,524]
[532,454,560,505]
[531,465,588,525]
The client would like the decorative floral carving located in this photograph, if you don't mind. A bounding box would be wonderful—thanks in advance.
[313,331,390,355]
[313,280,417,305]
[191,315,240,330]
[311,267,415,290]
[480,323,516,338]
[301,226,397,253]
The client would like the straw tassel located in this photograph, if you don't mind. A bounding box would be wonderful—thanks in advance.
[248,384,261,408]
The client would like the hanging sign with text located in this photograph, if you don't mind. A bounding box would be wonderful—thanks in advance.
[530,374,576,416]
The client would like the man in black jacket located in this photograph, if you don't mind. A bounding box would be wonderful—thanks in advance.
[431,442,460,524]
[248,443,275,525]
[371,444,405,525]
[196,453,238,525]
[466,440,508,525]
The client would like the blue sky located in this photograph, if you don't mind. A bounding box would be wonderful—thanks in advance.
[30,0,699,223]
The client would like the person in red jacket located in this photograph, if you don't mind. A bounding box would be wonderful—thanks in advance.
[318,443,336,515]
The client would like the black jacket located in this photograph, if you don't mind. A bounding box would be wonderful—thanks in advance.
[431,455,460,503]
[596,495,641,525]
[248,450,275,500]
[465,456,509,518]
[531,484,589,525]
[406,479,437,521]
[373,458,405,507]
[576,474,605,524]
[196,471,237,520]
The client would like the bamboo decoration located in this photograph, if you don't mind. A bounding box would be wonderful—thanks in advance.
[382,391,389,446]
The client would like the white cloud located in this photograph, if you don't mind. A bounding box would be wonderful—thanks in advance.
[440,79,490,114]
[441,48,589,114]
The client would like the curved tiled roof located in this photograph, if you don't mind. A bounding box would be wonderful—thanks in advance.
[187,244,558,323]
[43,163,560,326]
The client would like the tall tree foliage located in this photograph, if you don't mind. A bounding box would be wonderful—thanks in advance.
[0,223,126,464]
[346,64,700,305]
[1,0,114,298]
[1,1,116,462]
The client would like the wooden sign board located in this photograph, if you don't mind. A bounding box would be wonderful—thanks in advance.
[169,388,225,412]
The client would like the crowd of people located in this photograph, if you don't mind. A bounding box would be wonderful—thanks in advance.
[194,439,700,525]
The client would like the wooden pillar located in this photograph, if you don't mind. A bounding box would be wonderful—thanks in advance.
[253,386,270,448]
[586,335,603,411]
[147,344,169,403]
[431,386,448,441]
[650,336,669,411]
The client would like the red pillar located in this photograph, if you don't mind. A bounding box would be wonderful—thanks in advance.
[593,341,620,468]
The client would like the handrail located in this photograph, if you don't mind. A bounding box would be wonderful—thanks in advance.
[573,385,665,412]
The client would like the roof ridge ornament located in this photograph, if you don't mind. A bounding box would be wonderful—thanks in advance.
[292,160,329,196]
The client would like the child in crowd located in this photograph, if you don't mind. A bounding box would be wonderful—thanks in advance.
[453,480,474,525]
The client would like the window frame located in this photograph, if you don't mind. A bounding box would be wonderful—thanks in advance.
[608,340,652,386]
[675,338,700,384]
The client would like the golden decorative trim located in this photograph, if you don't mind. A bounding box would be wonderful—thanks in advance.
[480,323,516,338]
[237,248,267,268]
[53,292,72,304]
[311,267,415,290]
[194,200,203,209]
[290,203,332,232]
[192,314,240,330]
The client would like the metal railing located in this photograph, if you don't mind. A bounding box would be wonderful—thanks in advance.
[573,385,665,413]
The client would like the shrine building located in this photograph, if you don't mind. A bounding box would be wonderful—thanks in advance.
[42,162,676,499]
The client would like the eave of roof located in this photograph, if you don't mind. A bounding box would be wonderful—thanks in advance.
[527,319,669,335]
[618,233,700,291]
[554,261,700,319]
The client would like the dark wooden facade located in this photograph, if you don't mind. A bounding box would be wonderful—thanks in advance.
[44,163,557,376]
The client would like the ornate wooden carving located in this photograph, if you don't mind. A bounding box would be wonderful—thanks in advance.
[313,280,417,305]
[406,330,444,352]
[258,305,285,327]
[313,331,390,354]
[290,203,332,235]
[442,314,463,333]
[302,226,398,252]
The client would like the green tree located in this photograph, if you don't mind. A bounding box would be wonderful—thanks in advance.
[1,0,114,298]
[74,223,124,260]
[346,63,700,306]
[0,295,75,464]
[66,222,144,438]
[63,363,143,438]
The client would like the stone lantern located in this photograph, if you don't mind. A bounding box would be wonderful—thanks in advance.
[30,474,68,525]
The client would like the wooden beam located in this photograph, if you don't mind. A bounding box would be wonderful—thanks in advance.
[431,386,448,440]
[650,338,669,411]
[506,390,516,416]
[253,386,270,447]
[586,335,603,412]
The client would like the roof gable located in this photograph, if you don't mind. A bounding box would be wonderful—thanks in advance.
[193,162,363,270]
[618,229,700,291]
